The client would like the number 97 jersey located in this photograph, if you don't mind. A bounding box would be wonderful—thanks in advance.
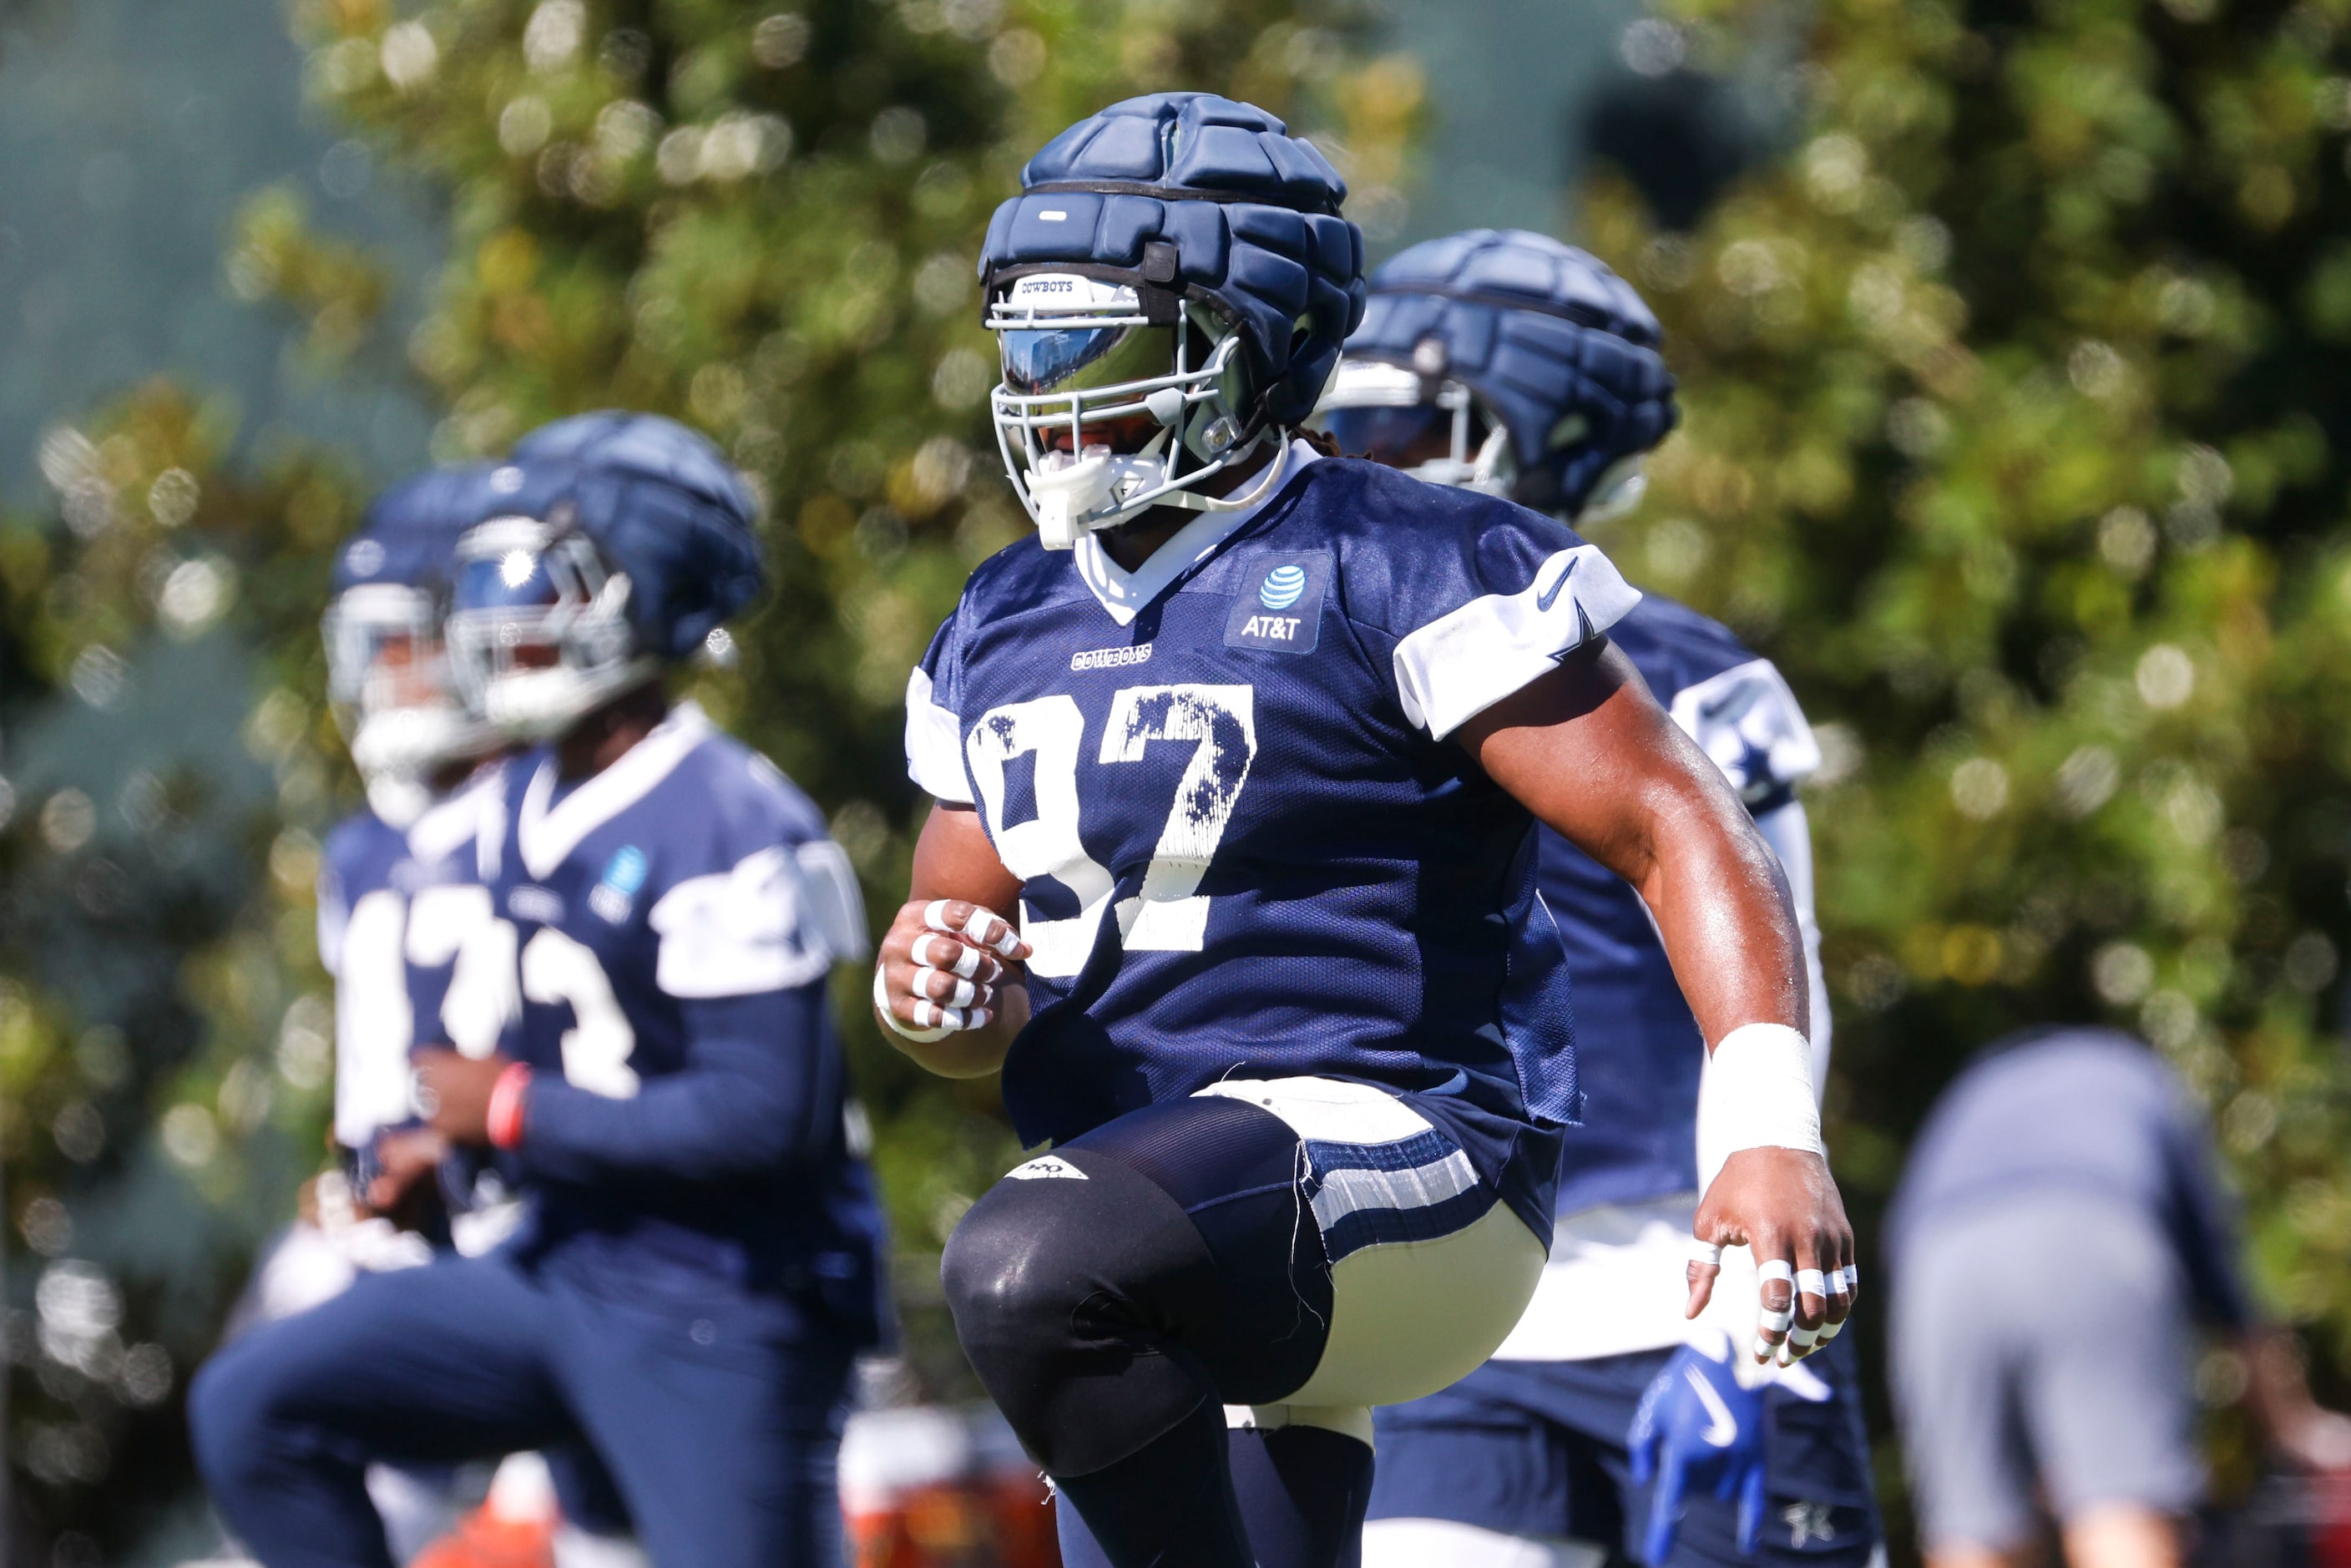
[907,447,1642,1232]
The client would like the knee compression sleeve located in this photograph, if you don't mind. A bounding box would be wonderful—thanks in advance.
[1065,1095,1333,1404]
[942,1149,1227,1475]
[943,1095,1333,1478]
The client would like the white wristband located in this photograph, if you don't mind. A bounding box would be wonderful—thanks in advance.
[1696,1022,1824,1181]
[874,961,953,1044]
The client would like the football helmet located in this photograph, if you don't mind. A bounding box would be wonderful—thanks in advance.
[445,414,762,740]
[322,464,503,822]
[978,93,1367,547]
[1315,229,1678,521]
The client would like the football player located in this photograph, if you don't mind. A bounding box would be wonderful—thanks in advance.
[316,463,507,1236]
[874,94,1854,1568]
[1890,1027,2351,1568]
[190,414,888,1568]
[1317,230,1880,1568]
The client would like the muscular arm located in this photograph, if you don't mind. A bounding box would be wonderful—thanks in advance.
[1458,640,1806,1046]
[873,802,1033,1077]
[1459,639,1853,1347]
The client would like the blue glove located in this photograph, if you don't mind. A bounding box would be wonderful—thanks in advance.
[1627,1338,1773,1563]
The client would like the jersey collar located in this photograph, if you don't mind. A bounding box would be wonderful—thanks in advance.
[515,701,710,882]
[1071,438,1321,627]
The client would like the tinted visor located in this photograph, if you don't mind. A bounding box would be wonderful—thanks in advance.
[1317,402,1452,467]
[453,547,566,615]
[1002,321,1176,397]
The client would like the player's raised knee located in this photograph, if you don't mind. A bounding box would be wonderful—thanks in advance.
[938,1176,1080,1344]
[186,1337,289,1490]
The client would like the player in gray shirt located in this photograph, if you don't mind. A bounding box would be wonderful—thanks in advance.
[1888,1027,2351,1568]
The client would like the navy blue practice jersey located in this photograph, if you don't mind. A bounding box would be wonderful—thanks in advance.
[409,705,889,1340]
[1545,595,1821,1216]
[907,445,1643,1236]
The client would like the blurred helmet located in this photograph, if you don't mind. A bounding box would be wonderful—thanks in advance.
[322,463,504,817]
[1316,229,1678,521]
[977,92,1367,548]
[447,413,763,741]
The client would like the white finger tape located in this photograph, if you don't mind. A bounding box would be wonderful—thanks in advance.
[1796,1268,1828,1298]
[1753,1335,1777,1361]
[1787,1323,1819,1349]
[1758,1306,1794,1333]
[1757,1259,1795,1286]
[963,906,1023,956]
[918,970,976,1009]
[1816,1318,1845,1343]
[1841,1265,1860,1294]
[923,898,955,932]
[1687,1238,1725,1268]
[948,942,984,979]
[908,999,943,1030]
[874,962,953,1044]
[1827,1266,1854,1297]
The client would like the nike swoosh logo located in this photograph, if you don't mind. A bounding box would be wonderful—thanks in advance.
[1534,555,1579,611]
[1686,1366,1739,1447]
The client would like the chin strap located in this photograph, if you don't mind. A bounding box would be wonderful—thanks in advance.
[1148,428,1282,514]
[1029,428,1286,549]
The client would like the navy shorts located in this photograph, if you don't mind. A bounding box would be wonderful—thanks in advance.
[1367,1337,1880,1568]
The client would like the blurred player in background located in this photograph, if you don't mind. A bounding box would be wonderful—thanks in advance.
[316,463,507,1244]
[221,464,508,1565]
[190,413,889,1568]
[877,95,1852,1568]
[1317,230,1881,1568]
[1888,1027,2351,1568]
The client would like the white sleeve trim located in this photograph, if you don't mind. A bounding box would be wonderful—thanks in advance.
[649,846,833,999]
[1666,658,1821,802]
[1389,544,1642,739]
[904,665,974,804]
[794,839,871,965]
[1753,798,1831,1098]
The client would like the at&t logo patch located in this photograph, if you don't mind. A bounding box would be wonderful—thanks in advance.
[1226,553,1330,655]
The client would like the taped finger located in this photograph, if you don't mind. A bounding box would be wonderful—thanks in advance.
[911,999,965,1032]
[1687,1238,1726,1268]
[963,905,1023,957]
[1796,1268,1829,1300]
[917,969,980,1009]
[1756,1257,1796,1342]
[922,899,958,933]
[915,933,985,979]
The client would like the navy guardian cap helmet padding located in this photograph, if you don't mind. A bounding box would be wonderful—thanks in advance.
[510,411,765,659]
[978,93,1367,429]
[331,462,501,594]
[1350,229,1678,515]
[325,461,512,796]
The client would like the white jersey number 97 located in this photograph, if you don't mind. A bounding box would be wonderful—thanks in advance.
[965,682,1258,979]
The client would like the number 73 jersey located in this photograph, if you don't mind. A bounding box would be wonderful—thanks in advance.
[908,452,1643,1189]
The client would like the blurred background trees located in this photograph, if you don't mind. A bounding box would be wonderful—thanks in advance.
[16,0,2351,1561]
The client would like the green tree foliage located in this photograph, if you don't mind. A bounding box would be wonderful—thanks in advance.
[3,2,1419,1555]
[1,385,372,1555]
[1565,0,2351,1520]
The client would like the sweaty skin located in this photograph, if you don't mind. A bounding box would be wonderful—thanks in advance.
[878,638,1855,1353]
